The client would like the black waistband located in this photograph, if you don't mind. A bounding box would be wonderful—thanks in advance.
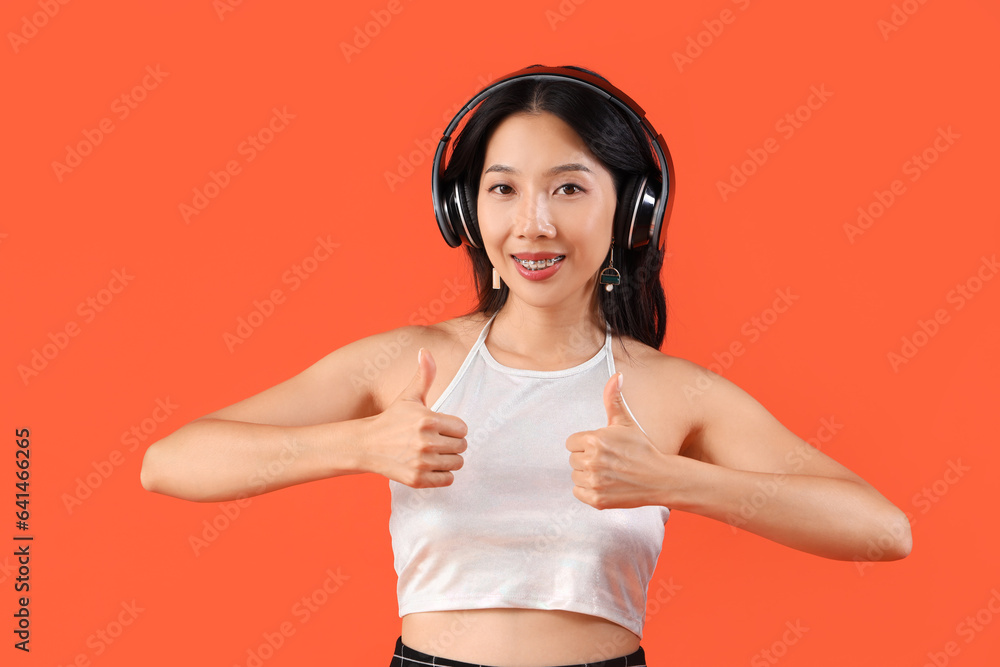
[390,636,647,667]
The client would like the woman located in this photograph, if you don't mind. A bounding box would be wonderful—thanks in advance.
[140,65,912,667]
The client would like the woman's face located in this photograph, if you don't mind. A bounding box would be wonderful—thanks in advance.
[476,111,617,312]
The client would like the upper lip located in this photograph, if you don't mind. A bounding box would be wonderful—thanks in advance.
[511,252,565,260]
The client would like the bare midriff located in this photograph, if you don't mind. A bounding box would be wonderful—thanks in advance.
[401,608,641,666]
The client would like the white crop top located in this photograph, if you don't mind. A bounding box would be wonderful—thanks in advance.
[388,311,670,638]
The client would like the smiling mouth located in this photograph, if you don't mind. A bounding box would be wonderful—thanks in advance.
[512,255,565,270]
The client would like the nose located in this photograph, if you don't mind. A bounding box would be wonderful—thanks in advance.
[513,191,555,239]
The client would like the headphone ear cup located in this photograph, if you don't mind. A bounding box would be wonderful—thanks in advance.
[441,179,480,248]
[458,178,483,248]
[615,173,661,249]
[439,180,463,248]
[614,174,643,250]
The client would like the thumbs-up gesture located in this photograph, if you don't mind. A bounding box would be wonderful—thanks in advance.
[565,372,671,510]
[359,348,468,488]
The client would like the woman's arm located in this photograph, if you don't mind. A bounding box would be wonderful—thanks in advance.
[140,417,369,503]
[140,326,414,502]
[670,364,912,561]
[568,360,911,561]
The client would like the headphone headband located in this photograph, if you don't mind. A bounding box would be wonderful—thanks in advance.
[432,65,674,251]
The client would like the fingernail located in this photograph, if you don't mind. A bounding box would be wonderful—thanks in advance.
[418,347,424,364]
[617,372,624,391]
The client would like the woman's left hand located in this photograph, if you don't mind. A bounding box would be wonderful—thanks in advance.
[566,372,686,510]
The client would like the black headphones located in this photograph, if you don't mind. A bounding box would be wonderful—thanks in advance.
[431,65,675,253]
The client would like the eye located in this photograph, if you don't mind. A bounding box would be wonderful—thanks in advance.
[487,183,514,195]
[558,183,585,195]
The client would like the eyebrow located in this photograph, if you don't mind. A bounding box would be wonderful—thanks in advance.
[483,163,593,176]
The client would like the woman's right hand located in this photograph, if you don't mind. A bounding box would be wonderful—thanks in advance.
[358,348,468,488]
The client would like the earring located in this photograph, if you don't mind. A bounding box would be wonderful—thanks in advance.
[492,267,501,290]
[599,237,621,292]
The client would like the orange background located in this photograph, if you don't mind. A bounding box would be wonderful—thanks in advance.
[4,0,999,665]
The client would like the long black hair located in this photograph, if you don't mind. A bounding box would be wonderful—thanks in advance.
[444,65,669,351]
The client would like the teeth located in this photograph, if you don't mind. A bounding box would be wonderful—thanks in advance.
[516,255,565,270]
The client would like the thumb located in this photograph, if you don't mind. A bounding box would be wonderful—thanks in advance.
[604,372,634,427]
[397,347,436,406]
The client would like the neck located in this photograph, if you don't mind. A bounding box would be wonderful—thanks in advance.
[488,287,606,368]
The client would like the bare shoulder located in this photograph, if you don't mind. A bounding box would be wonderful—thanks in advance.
[613,334,708,400]
[621,340,863,482]
[611,334,714,457]
[646,344,871,484]
[192,313,487,428]
[364,311,491,413]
